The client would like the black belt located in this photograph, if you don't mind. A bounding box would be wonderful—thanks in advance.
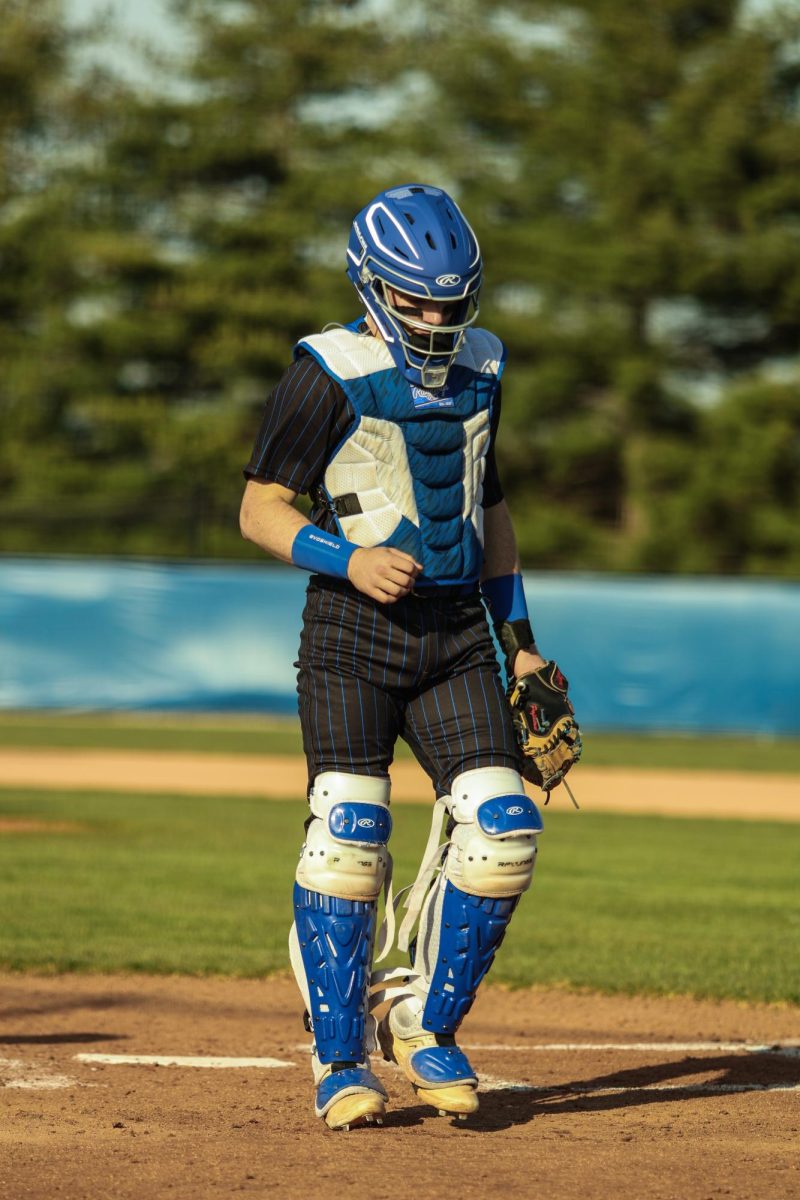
[412,583,480,600]
[308,576,479,602]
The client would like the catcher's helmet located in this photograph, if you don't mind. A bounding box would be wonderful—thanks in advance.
[346,184,482,390]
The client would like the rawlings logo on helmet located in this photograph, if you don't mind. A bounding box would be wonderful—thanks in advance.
[435,273,461,286]
[357,818,376,828]
[506,806,524,815]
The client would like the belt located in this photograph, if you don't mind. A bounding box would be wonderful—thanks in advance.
[411,583,480,600]
[309,575,479,602]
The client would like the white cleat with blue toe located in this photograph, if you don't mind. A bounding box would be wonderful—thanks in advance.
[377,997,479,1118]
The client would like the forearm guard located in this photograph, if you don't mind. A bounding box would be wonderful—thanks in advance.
[495,618,537,678]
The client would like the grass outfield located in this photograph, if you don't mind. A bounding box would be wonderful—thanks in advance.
[2,711,800,772]
[0,787,797,1004]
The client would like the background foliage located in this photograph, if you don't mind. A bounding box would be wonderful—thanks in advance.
[1,0,799,571]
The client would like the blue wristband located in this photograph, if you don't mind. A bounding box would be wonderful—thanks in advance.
[291,525,358,580]
[480,573,529,624]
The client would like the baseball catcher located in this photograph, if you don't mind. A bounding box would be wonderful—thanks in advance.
[240,184,582,1130]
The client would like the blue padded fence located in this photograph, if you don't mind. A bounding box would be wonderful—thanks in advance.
[1,557,798,734]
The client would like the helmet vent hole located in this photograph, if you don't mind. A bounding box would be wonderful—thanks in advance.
[410,186,424,193]
[404,212,415,225]
[450,232,457,248]
[425,231,436,249]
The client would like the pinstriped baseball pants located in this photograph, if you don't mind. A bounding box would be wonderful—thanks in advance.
[295,577,520,796]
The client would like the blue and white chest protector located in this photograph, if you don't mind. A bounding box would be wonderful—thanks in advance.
[294,322,506,586]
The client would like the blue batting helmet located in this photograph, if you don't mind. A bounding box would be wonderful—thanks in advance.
[346,183,482,390]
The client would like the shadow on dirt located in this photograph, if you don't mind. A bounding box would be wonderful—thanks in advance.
[468,1051,800,1132]
[0,1031,128,1045]
[382,1104,429,1129]
[1,992,140,1021]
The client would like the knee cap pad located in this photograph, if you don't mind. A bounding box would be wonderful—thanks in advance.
[445,766,542,898]
[296,772,392,901]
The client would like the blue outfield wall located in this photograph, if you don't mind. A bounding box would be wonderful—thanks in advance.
[1,557,798,734]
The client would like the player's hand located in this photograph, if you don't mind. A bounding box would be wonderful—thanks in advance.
[513,647,547,677]
[347,547,422,603]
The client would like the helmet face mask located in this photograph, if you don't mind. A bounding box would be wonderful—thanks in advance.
[371,278,480,389]
[346,184,482,390]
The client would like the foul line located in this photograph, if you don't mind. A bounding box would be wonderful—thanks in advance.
[463,1042,800,1056]
[293,1041,800,1057]
[62,1049,799,1099]
[75,1054,295,1069]
[479,1075,800,1095]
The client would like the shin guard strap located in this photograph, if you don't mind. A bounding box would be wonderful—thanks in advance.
[293,884,375,1063]
[422,882,518,1035]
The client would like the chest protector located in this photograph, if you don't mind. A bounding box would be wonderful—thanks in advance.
[294,322,506,586]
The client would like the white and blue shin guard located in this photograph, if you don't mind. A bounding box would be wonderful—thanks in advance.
[289,772,392,1129]
[378,767,542,1117]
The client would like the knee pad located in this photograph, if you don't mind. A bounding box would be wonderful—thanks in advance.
[296,772,392,902]
[445,766,542,898]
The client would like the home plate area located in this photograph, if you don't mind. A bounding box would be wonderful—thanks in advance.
[4,1041,798,1097]
[2,974,799,1200]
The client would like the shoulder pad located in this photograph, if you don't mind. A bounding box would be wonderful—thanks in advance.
[296,327,394,383]
[458,328,506,378]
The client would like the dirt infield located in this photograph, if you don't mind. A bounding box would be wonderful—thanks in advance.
[1,748,799,821]
[1,973,798,1200]
[2,753,798,1196]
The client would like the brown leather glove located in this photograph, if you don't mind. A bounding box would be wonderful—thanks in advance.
[507,661,582,791]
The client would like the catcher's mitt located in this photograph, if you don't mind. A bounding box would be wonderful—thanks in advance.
[507,661,582,792]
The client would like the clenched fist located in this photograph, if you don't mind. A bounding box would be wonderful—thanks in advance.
[347,546,422,603]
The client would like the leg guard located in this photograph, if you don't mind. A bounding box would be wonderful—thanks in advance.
[292,887,377,1063]
[377,767,541,1115]
[289,772,392,1128]
[419,765,542,1035]
[416,881,520,1036]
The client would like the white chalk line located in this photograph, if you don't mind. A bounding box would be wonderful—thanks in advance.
[6,1044,794,1097]
[478,1075,800,1096]
[464,1042,800,1057]
[74,1054,295,1069]
[291,1041,800,1057]
[72,1048,796,1100]
[0,1056,79,1091]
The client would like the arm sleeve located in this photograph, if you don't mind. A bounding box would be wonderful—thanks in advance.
[243,356,351,494]
[482,381,505,509]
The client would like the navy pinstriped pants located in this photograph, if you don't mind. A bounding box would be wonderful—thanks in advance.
[296,577,520,796]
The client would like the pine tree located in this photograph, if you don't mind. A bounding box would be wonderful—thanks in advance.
[0,1,85,549]
[1,0,422,555]
[410,0,800,570]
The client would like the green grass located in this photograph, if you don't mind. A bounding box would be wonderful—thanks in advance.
[2,710,800,772]
[0,712,306,757]
[0,788,797,1004]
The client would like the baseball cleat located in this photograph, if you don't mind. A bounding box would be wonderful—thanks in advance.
[315,1065,388,1131]
[377,1010,479,1117]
